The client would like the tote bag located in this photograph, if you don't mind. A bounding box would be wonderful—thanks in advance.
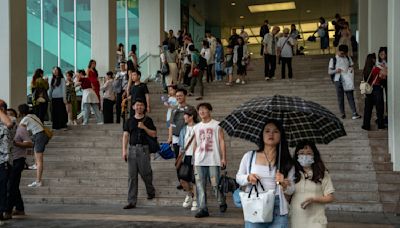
[340,71,354,91]
[239,181,275,223]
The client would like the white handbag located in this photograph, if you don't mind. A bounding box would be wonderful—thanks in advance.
[239,181,275,223]
[360,71,377,95]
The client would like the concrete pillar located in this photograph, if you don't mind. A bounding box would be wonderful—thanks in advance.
[0,0,27,108]
[138,0,162,79]
[358,0,368,69]
[368,0,388,54]
[91,0,116,77]
[387,0,400,171]
[164,0,181,34]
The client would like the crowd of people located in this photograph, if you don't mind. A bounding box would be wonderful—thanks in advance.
[0,12,389,227]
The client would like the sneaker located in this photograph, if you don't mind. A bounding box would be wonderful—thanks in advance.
[352,114,362,120]
[97,122,104,125]
[241,80,246,84]
[182,195,192,208]
[265,77,270,81]
[219,204,227,213]
[195,209,209,218]
[28,181,42,188]
[341,114,346,119]
[147,194,155,200]
[28,164,37,170]
[361,126,370,131]
[191,200,198,211]
[235,78,241,84]
[123,203,136,209]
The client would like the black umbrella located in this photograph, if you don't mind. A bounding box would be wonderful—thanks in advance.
[219,95,347,148]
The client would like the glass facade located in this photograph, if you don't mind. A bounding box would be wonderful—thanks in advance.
[26,0,139,94]
[116,0,139,56]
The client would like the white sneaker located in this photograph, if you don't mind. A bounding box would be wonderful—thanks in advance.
[28,181,42,188]
[235,78,241,84]
[191,200,198,211]
[97,122,104,125]
[241,80,246,84]
[265,77,270,81]
[182,195,192,208]
[28,164,37,170]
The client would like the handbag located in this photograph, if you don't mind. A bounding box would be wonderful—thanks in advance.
[178,162,192,182]
[360,71,377,95]
[233,150,256,208]
[191,67,200,77]
[239,181,275,223]
[159,143,175,159]
[142,116,160,154]
[29,115,53,140]
[175,134,195,170]
[219,172,239,194]
[340,70,355,91]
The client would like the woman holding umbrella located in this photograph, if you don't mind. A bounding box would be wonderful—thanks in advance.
[236,119,295,228]
[290,141,335,228]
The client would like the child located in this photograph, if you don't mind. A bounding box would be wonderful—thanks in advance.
[65,71,78,125]
[164,85,178,128]
[328,44,361,119]
[224,45,234,86]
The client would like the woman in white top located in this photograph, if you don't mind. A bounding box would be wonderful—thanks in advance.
[236,119,295,228]
[178,106,199,211]
[165,43,178,86]
[201,40,212,83]
[101,71,116,123]
[290,142,335,228]
[18,104,49,188]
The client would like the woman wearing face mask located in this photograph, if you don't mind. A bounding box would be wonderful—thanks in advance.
[290,142,335,228]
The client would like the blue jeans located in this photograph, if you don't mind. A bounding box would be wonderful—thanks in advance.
[215,62,224,80]
[244,196,288,228]
[83,103,103,124]
[194,166,226,212]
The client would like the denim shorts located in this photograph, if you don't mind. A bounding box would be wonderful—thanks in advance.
[225,66,233,75]
[32,131,49,153]
[244,196,288,228]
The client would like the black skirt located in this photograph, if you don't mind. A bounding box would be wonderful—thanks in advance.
[51,98,68,129]
[103,98,115,123]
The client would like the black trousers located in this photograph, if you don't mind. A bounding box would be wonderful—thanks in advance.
[363,86,385,129]
[206,64,214,83]
[33,102,48,123]
[7,158,25,212]
[0,162,10,215]
[264,54,277,77]
[281,57,293,79]
[183,64,192,86]
[51,98,68,129]
[103,98,115,123]
[172,143,180,182]
[115,92,123,123]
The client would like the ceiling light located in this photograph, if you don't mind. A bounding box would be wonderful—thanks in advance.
[248,2,296,13]
[231,2,236,6]
[240,16,245,19]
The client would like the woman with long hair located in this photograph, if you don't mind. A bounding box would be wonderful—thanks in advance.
[116,43,126,69]
[233,36,248,84]
[290,142,335,228]
[49,66,68,130]
[31,68,49,123]
[65,70,78,125]
[337,21,353,57]
[236,119,295,227]
[318,17,329,54]
[362,53,386,130]
[165,43,178,86]
[87,59,100,102]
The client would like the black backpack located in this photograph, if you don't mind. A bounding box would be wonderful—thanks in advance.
[330,56,350,82]
[198,56,207,70]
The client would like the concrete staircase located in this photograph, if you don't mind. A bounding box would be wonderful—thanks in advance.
[20,55,397,213]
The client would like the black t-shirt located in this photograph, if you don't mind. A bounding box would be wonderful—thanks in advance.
[123,116,156,145]
[130,83,149,107]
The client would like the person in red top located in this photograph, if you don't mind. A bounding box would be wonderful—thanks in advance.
[87,59,101,102]
[362,53,387,130]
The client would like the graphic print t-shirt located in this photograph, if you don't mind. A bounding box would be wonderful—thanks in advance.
[193,119,221,166]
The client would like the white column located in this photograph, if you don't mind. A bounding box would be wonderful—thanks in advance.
[358,1,368,69]
[387,0,400,171]
[164,0,181,33]
[91,0,116,77]
[139,0,162,80]
[368,0,388,53]
[0,0,27,108]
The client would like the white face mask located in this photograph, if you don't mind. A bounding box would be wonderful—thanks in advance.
[297,155,314,167]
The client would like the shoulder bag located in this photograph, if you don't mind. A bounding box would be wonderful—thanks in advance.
[175,133,195,170]
[233,150,255,208]
[142,116,160,154]
[29,116,53,140]
[360,71,377,95]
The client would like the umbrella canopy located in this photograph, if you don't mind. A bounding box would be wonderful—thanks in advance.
[219,95,346,147]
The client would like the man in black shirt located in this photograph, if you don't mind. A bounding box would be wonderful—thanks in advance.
[122,98,156,209]
[128,71,150,117]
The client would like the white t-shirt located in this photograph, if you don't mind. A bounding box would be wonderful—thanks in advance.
[184,125,195,156]
[277,36,294,58]
[193,119,221,166]
[20,114,44,135]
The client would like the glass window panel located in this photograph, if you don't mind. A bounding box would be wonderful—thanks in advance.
[27,0,42,93]
[60,0,75,71]
[116,0,126,54]
[76,0,91,70]
[250,27,260,36]
[299,22,318,33]
[128,0,139,56]
[43,0,58,76]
